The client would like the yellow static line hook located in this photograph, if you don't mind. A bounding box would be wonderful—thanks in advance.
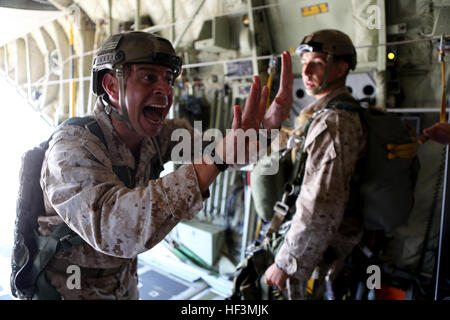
[386,142,418,160]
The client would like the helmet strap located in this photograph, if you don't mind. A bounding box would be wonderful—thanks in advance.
[102,96,129,124]
[310,54,333,95]
[115,65,137,134]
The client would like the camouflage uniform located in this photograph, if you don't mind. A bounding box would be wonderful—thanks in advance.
[39,98,207,299]
[274,86,367,299]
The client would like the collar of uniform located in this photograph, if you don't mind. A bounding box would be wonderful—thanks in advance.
[94,97,154,171]
[302,86,351,115]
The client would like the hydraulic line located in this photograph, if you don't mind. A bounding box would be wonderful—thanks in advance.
[440,50,446,124]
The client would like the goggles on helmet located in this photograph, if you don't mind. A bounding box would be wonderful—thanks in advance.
[295,41,325,56]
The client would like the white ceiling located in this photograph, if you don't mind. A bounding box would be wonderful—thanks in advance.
[0,7,63,46]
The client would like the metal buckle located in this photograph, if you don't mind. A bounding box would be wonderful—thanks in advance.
[273,201,289,216]
[59,234,71,242]
[104,103,112,115]
[286,134,304,150]
[273,183,295,216]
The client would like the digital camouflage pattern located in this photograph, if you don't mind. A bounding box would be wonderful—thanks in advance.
[274,87,367,299]
[39,98,206,299]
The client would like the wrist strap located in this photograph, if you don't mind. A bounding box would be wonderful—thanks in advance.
[275,262,285,272]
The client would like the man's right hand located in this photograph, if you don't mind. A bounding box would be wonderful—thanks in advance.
[265,263,289,291]
[194,76,268,193]
[215,75,269,165]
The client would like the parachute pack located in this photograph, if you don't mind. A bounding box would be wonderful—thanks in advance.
[231,95,420,300]
[330,97,420,233]
[10,117,104,300]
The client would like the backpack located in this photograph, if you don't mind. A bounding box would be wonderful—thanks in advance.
[329,98,420,233]
[231,96,420,300]
[10,116,164,300]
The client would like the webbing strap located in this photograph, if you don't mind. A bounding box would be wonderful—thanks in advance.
[260,275,271,300]
[265,213,287,239]
[35,271,60,300]
[30,223,80,300]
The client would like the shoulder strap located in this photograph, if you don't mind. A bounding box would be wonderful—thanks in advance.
[326,94,363,113]
[287,113,320,184]
[60,116,108,148]
[150,136,164,179]
[61,117,135,187]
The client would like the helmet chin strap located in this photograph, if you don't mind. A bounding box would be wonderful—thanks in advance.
[103,65,138,134]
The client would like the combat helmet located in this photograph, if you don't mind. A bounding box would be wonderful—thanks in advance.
[296,29,357,70]
[295,29,356,94]
[92,31,182,95]
[91,31,182,131]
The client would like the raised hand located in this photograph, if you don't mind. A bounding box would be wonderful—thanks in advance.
[239,75,269,131]
[216,76,268,165]
[263,51,294,130]
[194,75,271,193]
